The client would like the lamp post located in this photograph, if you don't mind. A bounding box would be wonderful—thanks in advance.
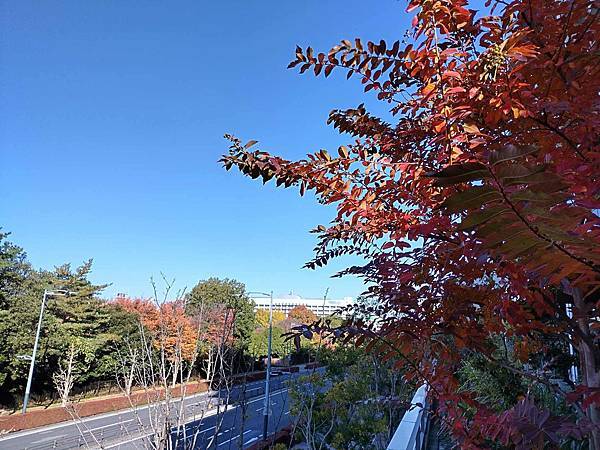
[247,290,274,441]
[22,289,74,414]
[566,303,579,382]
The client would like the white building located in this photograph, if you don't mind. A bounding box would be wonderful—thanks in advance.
[250,293,353,317]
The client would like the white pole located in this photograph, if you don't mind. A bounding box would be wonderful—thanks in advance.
[262,290,274,440]
[566,303,579,382]
[22,290,48,414]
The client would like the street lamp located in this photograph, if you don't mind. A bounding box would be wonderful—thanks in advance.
[247,290,274,441]
[22,289,75,414]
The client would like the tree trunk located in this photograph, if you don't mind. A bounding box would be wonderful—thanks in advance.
[61,345,76,407]
[574,289,600,450]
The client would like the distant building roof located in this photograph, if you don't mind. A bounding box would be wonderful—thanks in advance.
[279,293,302,300]
[250,292,353,316]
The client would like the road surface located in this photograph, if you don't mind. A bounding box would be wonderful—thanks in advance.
[0,370,314,449]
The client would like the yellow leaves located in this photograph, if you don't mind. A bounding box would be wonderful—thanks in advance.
[451,146,464,160]
[421,82,437,98]
[318,149,331,161]
[463,123,481,134]
[511,106,531,118]
[441,105,452,116]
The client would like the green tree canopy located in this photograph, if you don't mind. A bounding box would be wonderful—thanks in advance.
[0,231,29,309]
[290,346,412,449]
[248,326,287,359]
[187,277,255,350]
[0,233,139,407]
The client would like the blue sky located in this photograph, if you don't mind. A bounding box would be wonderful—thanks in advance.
[1,1,411,300]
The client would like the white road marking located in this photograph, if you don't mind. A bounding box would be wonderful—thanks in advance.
[103,431,154,448]
[0,391,212,442]
[85,419,135,433]
[247,388,288,404]
[244,436,259,445]
[30,433,68,444]
[176,424,216,435]
[75,402,241,448]
[217,430,251,446]
[1,374,299,447]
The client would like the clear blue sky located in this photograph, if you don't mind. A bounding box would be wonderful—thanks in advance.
[1,1,411,300]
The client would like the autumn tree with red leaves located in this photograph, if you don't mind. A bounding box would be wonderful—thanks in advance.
[222,0,600,447]
[113,296,197,362]
[111,285,237,449]
[288,305,318,325]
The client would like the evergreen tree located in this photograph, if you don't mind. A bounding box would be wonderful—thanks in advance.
[0,233,139,407]
[0,231,34,403]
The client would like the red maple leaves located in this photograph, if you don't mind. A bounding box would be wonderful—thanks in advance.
[222,0,599,446]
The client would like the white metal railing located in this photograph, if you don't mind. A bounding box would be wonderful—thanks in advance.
[387,385,430,450]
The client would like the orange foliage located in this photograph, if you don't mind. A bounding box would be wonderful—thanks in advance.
[287,305,317,325]
[113,296,197,362]
[189,304,236,348]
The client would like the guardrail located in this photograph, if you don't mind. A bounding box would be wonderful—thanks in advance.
[387,385,429,450]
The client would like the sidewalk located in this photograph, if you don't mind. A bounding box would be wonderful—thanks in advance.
[0,380,209,434]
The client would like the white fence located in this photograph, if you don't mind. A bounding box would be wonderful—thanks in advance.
[387,385,430,450]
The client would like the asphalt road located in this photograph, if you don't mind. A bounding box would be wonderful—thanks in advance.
[0,370,310,450]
